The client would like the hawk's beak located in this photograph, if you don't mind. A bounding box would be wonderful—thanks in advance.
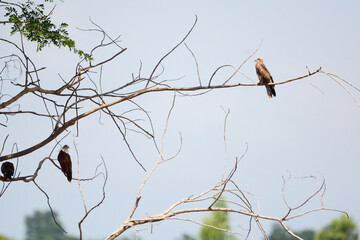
[254,59,257,62]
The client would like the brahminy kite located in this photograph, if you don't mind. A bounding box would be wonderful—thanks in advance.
[57,145,72,182]
[255,58,276,98]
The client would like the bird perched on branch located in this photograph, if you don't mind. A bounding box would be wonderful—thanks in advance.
[255,58,276,98]
[1,161,14,180]
[57,145,72,182]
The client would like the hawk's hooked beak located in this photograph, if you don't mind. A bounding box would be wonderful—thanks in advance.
[254,59,257,62]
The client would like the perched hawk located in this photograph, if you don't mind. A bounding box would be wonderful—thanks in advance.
[1,161,14,180]
[57,145,72,182]
[255,58,276,98]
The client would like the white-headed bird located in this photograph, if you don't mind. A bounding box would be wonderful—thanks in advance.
[57,145,72,182]
[255,58,276,98]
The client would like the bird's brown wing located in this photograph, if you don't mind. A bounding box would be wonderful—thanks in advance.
[256,62,276,98]
[258,62,274,84]
[57,151,72,182]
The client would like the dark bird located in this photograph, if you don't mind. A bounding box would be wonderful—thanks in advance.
[57,145,72,182]
[255,58,276,98]
[1,161,14,180]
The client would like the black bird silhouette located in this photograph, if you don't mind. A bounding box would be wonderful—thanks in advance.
[1,162,14,180]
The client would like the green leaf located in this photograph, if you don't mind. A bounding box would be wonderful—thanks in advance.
[3,0,91,60]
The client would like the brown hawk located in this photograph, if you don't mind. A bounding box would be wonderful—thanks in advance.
[255,58,276,98]
[57,145,72,182]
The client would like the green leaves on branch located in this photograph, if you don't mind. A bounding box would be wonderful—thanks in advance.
[4,2,70,50]
[4,0,92,61]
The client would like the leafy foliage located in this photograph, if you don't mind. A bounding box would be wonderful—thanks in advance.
[199,200,237,240]
[268,223,315,240]
[25,210,76,240]
[178,234,196,240]
[315,215,358,240]
[0,235,12,240]
[3,0,91,60]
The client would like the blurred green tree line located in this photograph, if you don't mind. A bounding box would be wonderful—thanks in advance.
[178,200,358,240]
[0,206,357,240]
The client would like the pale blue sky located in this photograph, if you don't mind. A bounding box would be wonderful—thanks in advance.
[1,1,360,239]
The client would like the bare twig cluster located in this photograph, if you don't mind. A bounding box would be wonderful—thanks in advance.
[0,9,358,240]
[104,98,346,240]
[1,14,358,172]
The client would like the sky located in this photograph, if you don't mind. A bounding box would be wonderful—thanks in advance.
[1,1,360,239]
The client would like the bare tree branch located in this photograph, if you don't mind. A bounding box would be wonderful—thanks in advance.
[0,8,355,240]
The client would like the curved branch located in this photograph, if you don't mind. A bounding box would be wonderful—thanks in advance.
[144,15,198,89]
[0,67,325,162]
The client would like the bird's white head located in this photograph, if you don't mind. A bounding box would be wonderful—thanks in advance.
[62,145,70,153]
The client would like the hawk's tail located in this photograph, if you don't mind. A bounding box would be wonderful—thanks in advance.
[266,85,276,98]
[67,173,72,182]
